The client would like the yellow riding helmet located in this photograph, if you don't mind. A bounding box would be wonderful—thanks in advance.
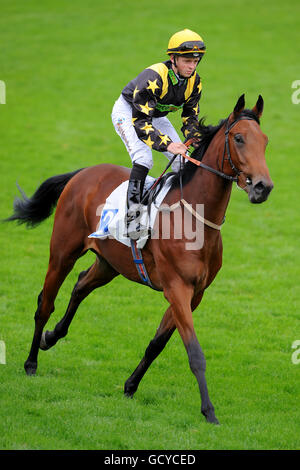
[167,28,206,57]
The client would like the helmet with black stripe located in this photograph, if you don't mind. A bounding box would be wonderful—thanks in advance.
[167,28,206,60]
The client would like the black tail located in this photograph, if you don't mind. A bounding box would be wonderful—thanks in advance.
[4,169,84,228]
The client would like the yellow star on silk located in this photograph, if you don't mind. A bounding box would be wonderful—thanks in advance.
[143,135,155,148]
[139,101,153,115]
[182,116,189,125]
[159,134,171,146]
[193,104,199,115]
[197,82,202,94]
[133,86,139,99]
[132,117,137,125]
[147,79,160,94]
[141,122,154,135]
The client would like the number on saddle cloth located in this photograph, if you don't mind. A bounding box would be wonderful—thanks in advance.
[99,209,119,234]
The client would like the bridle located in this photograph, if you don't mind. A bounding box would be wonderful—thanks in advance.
[184,116,257,184]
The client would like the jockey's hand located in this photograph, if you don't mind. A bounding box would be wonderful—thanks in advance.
[167,142,188,157]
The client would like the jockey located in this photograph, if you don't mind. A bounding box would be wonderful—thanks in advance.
[111,28,206,239]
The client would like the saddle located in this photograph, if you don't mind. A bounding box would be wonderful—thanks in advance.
[88,173,175,249]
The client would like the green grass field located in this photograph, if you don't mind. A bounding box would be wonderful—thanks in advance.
[0,0,299,450]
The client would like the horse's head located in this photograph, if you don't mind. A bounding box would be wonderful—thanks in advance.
[223,94,273,203]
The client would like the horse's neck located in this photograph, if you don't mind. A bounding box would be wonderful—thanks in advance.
[182,145,233,226]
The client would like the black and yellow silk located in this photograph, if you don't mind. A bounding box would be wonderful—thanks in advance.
[122,60,202,152]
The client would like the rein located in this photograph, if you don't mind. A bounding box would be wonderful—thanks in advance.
[142,115,255,205]
[182,153,238,182]
[184,116,257,183]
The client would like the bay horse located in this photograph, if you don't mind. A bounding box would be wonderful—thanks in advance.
[7,95,273,424]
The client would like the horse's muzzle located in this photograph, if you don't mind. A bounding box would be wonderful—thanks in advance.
[249,179,274,204]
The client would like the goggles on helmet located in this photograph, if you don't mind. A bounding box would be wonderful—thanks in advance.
[167,40,206,55]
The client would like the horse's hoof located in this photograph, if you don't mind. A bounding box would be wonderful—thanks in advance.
[124,381,137,398]
[204,411,220,425]
[39,331,50,350]
[124,388,136,399]
[24,361,37,376]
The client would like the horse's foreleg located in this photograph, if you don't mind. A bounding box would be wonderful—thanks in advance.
[164,281,219,425]
[124,291,204,398]
[124,306,175,397]
[40,255,118,350]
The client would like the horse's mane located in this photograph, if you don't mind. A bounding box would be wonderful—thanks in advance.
[168,108,260,190]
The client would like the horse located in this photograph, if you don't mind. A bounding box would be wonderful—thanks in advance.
[6,94,273,425]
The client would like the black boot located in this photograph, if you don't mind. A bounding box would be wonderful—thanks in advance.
[126,164,148,240]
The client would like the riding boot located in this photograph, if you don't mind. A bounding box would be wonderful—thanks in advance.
[126,164,149,240]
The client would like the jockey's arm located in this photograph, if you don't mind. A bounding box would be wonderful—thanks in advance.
[131,69,174,153]
[181,79,202,143]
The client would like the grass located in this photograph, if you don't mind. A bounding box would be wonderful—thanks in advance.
[0,0,300,450]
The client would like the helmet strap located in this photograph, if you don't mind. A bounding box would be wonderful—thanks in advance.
[170,53,200,80]
[170,55,187,81]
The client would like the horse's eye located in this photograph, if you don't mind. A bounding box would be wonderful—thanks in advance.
[234,134,244,144]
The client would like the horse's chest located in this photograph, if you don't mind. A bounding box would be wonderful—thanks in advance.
[194,238,223,288]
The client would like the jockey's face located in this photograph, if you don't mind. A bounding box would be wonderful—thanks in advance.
[171,55,199,78]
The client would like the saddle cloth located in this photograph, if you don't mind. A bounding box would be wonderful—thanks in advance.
[88,175,174,249]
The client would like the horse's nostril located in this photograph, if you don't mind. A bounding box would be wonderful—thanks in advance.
[250,180,273,203]
[254,181,265,193]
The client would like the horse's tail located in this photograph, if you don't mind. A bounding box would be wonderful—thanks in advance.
[4,169,84,228]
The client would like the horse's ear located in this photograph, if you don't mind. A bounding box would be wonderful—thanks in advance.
[233,94,245,119]
[252,94,264,118]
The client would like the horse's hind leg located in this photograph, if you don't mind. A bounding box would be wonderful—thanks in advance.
[124,306,175,397]
[40,255,118,351]
[24,252,78,375]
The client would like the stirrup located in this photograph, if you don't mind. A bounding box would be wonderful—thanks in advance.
[126,217,148,240]
[127,220,141,240]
